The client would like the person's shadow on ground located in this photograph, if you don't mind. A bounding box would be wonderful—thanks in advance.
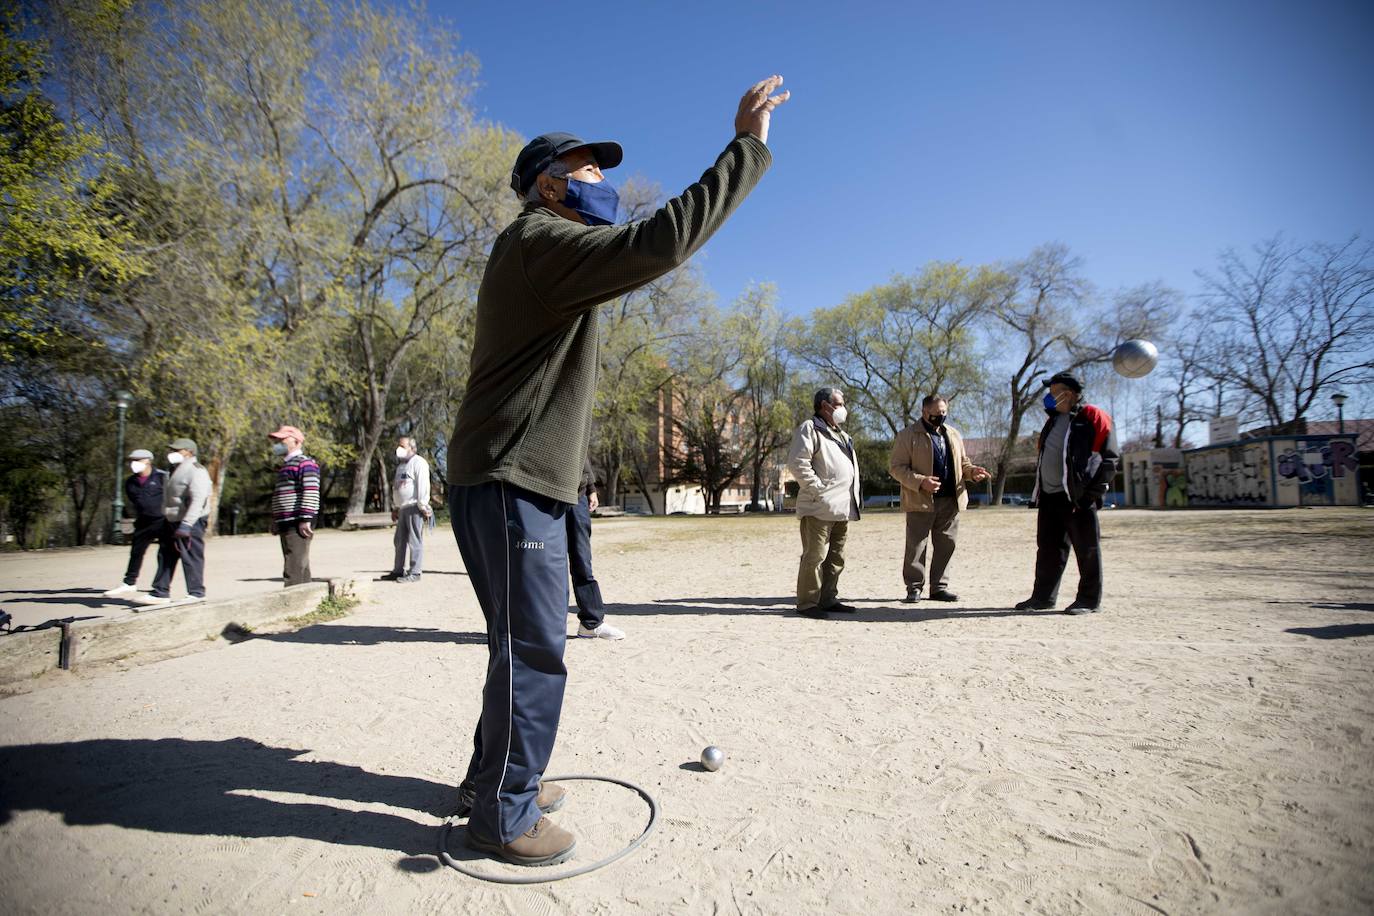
[0,587,114,610]
[0,737,454,856]
[243,625,487,646]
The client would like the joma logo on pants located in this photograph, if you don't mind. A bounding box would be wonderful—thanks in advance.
[516,540,545,549]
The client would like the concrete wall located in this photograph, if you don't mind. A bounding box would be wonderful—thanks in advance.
[1182,435,1361,508]
[1123,449,1184,507]
[0,578,365,689]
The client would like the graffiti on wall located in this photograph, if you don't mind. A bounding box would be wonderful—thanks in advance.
[1185,442,1270,506]
[1162,469,1188,507]
[1276,440,1359,506]
[1276,440,1358,482]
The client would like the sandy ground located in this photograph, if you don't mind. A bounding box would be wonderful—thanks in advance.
[1,507,1372,915]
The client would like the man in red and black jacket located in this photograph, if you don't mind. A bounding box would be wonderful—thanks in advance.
[1015,371,1119,615]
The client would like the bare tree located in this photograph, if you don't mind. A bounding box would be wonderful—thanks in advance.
[1197,236,1374,430]
[983,245,1174,501]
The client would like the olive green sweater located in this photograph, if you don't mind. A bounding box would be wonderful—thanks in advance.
[447,132,772,504]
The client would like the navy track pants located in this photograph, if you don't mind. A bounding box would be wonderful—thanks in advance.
[449,481,569,844]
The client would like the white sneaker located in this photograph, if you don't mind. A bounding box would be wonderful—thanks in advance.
[577,622,625,640]
[129,592,172,607]
[103,583,137,598]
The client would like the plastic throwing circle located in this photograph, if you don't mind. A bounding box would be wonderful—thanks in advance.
[436,774,659,884]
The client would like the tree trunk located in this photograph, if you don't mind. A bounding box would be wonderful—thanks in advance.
[68,478,88,546]
[347,405,387,515]
[203,438,233,538]
[629,451,657,514]
[601,446,622,506]
[376,450,391,512]
[749,456,765,507]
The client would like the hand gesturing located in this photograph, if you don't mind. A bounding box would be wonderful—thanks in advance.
[735,75,790,145]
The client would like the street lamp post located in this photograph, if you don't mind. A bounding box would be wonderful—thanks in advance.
[1332,392,1348,435]
[110,389,133,544]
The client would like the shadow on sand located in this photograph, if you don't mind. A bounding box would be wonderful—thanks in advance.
[0,737,455,856]
[1285,623,1374,640]
[607,601,1052,624]
[228,624,487,647]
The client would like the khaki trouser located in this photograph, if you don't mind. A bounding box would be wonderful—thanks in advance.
[902,497,961,593]
[797,516,848,610]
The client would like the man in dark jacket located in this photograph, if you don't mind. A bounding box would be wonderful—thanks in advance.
[446,76,787,867]
[1015,371,1120,614]
[104,448,169,598]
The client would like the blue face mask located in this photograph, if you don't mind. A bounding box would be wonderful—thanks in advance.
[563,177,619,226]
[1043,392,1058,414]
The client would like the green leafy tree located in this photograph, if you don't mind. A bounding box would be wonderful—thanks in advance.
[0,14,146,362]
[789,262,1001,437]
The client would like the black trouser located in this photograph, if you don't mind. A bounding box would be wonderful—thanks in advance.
[1031,491,1103,607]
[279,525,312,586]
[122,516,164,585]
[151,518,207,598]
[566,492,604,630]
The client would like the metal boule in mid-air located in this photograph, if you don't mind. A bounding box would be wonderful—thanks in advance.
[1112,338,1159,378]
[700,746,725,771]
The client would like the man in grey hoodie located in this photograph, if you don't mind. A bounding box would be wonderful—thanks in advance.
[131,437,211,607]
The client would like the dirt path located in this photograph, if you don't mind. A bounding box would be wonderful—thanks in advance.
[1,508,1372,914]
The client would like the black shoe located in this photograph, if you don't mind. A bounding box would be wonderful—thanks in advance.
[1064,602,1100,615]
[824,602,858,613]
[901,586,921,604]
[928,590,958,602]
[1014,597,1054,611]
[796,606,830,619]
[379,572,402,581]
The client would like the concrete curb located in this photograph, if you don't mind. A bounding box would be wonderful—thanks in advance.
[0,577,367,688]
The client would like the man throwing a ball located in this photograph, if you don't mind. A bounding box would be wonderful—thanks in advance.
[446,76,789,866]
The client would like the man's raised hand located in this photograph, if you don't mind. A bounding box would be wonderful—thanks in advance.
[735,75,790,145]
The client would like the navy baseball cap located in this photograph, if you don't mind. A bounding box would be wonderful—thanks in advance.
[1044,371,1084,393]
[510,132,623,195]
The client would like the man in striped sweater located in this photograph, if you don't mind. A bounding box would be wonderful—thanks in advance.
[268,425,321,587]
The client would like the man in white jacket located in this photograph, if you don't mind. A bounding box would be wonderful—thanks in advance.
[385,436,432,583]
[786,388,862,618]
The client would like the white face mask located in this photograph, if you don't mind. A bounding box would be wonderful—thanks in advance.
[395,446,410,460]
[831,406,848,426]
[130,461,147,475]
[167,452,184,465]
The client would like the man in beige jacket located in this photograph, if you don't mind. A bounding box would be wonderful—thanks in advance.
[889,395,989,603]
[787,388,863,618]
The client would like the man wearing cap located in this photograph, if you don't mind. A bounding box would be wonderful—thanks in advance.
[131,438,211,606]
[103,449,170,598]
[385,435,431,583]
[268,425,320,587]
[446,76,789,866]
[1015,372,1120,615]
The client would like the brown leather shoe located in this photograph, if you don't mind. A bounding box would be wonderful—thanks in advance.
[466,816,576,866]
[455,780,567,817]
[536,780,566,814]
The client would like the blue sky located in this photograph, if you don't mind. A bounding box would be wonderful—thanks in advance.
[429,0,1373,318]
